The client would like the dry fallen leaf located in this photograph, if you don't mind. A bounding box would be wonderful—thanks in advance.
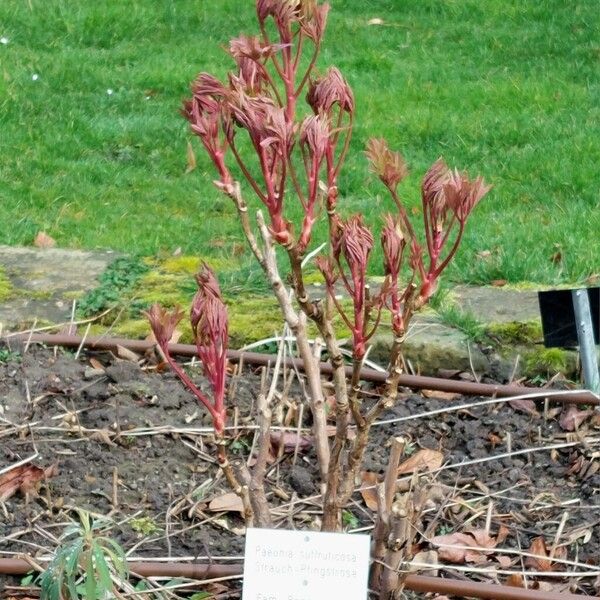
[559,405,594,431]
[496,554,512,568]
[550,251,562,264]
[437,368,462,379]
[422,389,461,401]
[208,492,245,514]
[116,345,140,363]
[487,432,503,449]
[506,574,525,587]
[398,449,443,475]
[509,398,539,417]
[325,424,356,440]
[524,536,567,571]
[525,537,552,571]
[410,550,438,576]
[185,140,197,173]
[89,357,105,371]
[0,463,58,501]
[34,231,56,248]
[359,471,379,511]
[491,279,507,287]
[431,528,501,564]
[90,429,116,446]
[269,431,313,452]
[368,17,384,25]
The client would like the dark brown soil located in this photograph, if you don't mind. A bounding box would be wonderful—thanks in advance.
[1,343,599,596]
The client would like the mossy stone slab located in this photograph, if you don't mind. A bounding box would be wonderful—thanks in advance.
[0,246,119,330]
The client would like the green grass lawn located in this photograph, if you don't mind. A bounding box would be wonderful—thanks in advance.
[0,0,598,287]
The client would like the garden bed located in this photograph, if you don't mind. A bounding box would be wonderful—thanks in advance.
[1,343,599,597]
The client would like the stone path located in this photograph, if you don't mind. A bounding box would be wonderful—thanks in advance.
[0,246,119,330]
[0,245,559,378]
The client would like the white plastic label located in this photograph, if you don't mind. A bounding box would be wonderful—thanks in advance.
[242,527,371,600]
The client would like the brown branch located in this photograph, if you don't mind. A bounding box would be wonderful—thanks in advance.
[380,485,426,598]
[221,181,265,266]
[247,391,273,527]
[216,438,253,525]
[256,211,331,479]
[370,437,406,589]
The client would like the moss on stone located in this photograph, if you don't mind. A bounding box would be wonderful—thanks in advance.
[63,290,86,301]
[227,295,353,347]
[486,320,543,345]
[26,289,55,300]
[0,268,14,302]
[302,270,325,285]
[134,271,191,307]
[128,255,239,310]
[160,255,234,275]
[227,296,281,346]
[524,347,568,377]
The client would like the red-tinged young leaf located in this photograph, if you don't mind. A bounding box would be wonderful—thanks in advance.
[443,169,491,223]
[145,304,185,349]
[381,214,406,278]
[300,2,330,42]
[307,67,354,114]
[229,35,284,61]
[366,139,408,191]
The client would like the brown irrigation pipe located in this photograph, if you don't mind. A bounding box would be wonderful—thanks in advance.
[0,558,597,600]
[5,332,599,406]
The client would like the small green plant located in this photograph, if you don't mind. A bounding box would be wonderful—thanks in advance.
[525,347,568,378]
[77,257,149,317]
[429,286,484,341]
[39,509,128,600]
[342,509,359,529]
[0,348,21,363]
[130,516,160,536]
[437,304,485,341]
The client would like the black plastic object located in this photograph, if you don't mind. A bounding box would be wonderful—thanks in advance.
[538,287,599,348]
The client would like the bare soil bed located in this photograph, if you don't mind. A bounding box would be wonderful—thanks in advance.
[1,343,599,597]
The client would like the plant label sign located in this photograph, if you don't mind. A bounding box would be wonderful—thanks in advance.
[538,287,599,347]
[242,528,371,600]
